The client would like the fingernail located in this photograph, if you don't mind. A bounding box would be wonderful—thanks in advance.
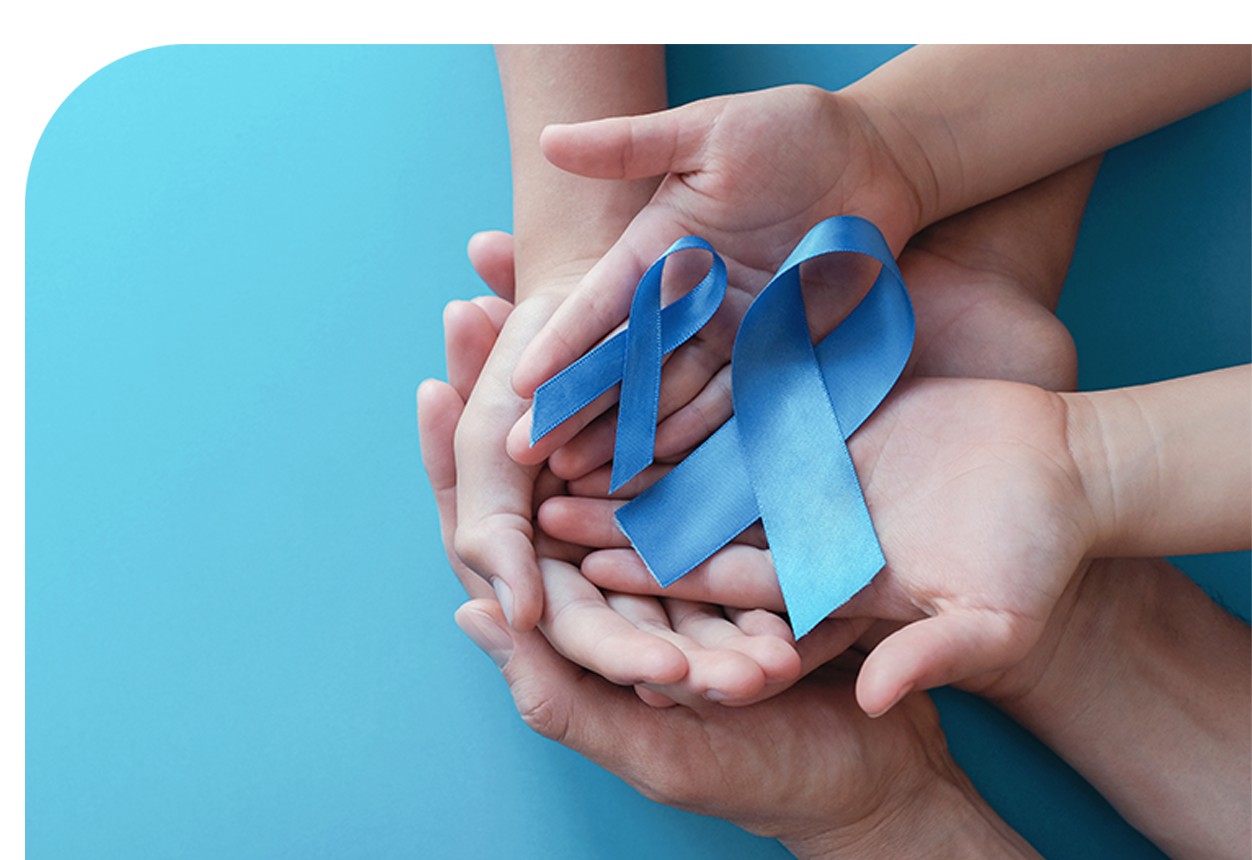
[705,689,732,703]
[492,578,515,626]
[456,609,514,670]
[866,686,910,719]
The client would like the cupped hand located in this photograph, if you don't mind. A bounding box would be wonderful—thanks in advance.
[453,596,996,857]
[544,373,1098,717]
[520,157,1092,485]
[507,85,927,477]
[424,276,862,708]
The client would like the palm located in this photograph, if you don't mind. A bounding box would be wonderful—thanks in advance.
[510,87,919,471]
[848,377,1092,632]
[530,194,1079,483]
[552,374,1096,713]
[611,87,913,280]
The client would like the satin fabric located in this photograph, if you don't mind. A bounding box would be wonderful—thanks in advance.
[534,218,913,638]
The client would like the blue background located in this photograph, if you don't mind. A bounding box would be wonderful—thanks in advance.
[27,45,1249,858]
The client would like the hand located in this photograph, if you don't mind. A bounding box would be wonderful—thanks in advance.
[545,373,1096,717]
[422,271,865,708]
[449,46,667,632]
[524,155,1100,484]
[507,84,927,477]
[460,155,1099,705]
[454,595,1041,859]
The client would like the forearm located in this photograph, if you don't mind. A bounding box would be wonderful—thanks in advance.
[912,154,1102,310]
[847,45,1251,228]
[985,557,1251,860]
[496,45,666,298]
[1065,365,1252,557]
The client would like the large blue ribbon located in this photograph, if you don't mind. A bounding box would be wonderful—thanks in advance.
[531,236,727,494]
[617,217,913,637]
[533,217,913,638]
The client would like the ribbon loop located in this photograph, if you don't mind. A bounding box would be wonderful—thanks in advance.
[530,236,727,493]
[616,216,914,637]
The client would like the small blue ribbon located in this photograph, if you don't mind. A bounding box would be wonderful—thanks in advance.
[533,217,913,638]
[531,236,727,494]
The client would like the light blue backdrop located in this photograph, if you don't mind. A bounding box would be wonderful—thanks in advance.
[27,45,1250,859]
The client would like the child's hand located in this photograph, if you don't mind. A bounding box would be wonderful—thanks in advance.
[517,156,1100,485]
[505,84,927,473]
[542,374,1097,717]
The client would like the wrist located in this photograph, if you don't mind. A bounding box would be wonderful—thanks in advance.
[782,759,1039,860]
[497,44,666,302]
[1060,368,1252,558]
[1058,390,1120,557]
[979,557,1251,860]
[830,86,933,246]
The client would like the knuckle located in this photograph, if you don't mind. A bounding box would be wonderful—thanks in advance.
[452,526,491,577]
[513,678,573,745]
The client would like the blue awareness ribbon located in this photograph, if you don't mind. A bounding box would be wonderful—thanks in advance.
[530,235,727,494]
[533,216,913,638]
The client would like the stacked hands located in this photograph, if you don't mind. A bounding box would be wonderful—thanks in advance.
[419,46,1251,860]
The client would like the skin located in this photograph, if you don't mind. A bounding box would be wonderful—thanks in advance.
[458,46,1248,639]
[423,45,1252,860]
[547,366,1251,716]
[450,153,1102,708]
[454,46,667,631]
[426,367,1044,859]
[427,368,1251,859]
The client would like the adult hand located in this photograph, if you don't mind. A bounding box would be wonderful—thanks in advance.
[423,269,865,707]
[453,596,1042,859]
[461,156,1099,704]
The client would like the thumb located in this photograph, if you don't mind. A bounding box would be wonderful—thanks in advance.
[466,230,517,303]
[454,599,637,749]
[540,98,725,181]
[855,611,1031,718]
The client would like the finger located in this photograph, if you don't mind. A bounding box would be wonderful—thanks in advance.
[457,598,684,787]
[469,295,513,332]
[416,379,494,601]
[609,594,768,706]
[466,230,516,302]
[651,363,735,462]
[712,612,873,707]
[509,215,725,405]
[444,300,505,403]
[855,611,1032,718]
[581,544,786,612]
[454,298,566,631]
[455,598,634,752]
[537,496,633,550]
[633,685,679,708]
[455,597,517,669]
[793,616,877,678]
[540,98,725,181]
[668,600,801,687]
[539,557,688,687]
[418,379,461,495]
[560,464,768,551]
[546,343,730,479]
[505,385,624,468]
[537,288,743,478]
[510,239,652,400]
[547,409,619,478]
[565,461,675,499]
